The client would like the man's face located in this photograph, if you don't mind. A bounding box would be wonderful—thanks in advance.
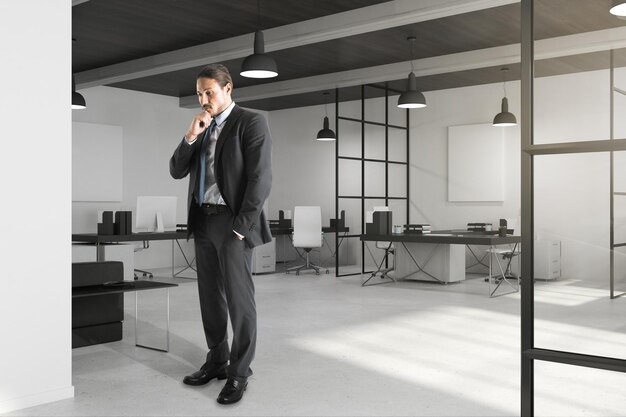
[196,77,232,116]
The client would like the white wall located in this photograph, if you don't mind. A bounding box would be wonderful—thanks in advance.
[0,1,74,413]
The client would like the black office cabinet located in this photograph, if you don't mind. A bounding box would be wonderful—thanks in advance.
[72,261,124,348]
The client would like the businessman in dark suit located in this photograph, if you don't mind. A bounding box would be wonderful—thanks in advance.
[169,64,272,405]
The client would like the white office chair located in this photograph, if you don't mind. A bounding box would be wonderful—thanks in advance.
[286,206,327,275]
[486,218,520,297]
[363,206,395,286]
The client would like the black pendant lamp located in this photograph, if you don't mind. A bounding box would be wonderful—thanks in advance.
[317,92,336,141]
[240,0,278,79]
[72,74,86,110]
[397,36,426,109]
[493,67,517,127]
[610,1,626,17]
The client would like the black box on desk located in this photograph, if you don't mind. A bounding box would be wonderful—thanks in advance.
[329,210,346,230]
[98,211,115,235]
[97,222,114,235]
[277,210,292,227]
[114,211,132,235]
[365,222,377,235]
[368,211,392,235]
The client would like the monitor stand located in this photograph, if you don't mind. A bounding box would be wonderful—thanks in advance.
[155,211,164,233]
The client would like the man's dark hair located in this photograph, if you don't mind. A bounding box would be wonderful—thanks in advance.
[197,64,233,89]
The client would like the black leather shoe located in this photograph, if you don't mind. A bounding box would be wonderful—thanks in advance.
[182,362,227,386]
[217,377,248,405]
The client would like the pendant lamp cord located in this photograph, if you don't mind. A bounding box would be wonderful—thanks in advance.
[410,39,415,73]
[502,68,509,98]
[324,92,329,117]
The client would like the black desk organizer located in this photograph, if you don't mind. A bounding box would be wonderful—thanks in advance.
[98,211,132,235]
[270,209,292,229]
[329,210,346,231]
[365,211,392,235]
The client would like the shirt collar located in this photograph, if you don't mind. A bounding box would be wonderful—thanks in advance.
[214,101,235,126]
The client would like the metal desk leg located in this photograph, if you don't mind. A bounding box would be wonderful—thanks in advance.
[322,232,347,271]
[362,241,395,286]
[488,243,520,298]
[466,244,490,270]
[135,288,170,352]
[171,239,197,279]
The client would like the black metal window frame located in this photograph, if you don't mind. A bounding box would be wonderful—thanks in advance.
[334,84,410,277]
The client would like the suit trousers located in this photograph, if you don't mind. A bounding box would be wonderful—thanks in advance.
[190,203,256,379]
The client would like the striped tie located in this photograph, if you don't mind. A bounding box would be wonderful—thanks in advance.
[197,120,217,205]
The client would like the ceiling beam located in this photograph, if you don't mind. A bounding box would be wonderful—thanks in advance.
[178,26,626,108]
[75,0,518,88]
[180,44,520,108]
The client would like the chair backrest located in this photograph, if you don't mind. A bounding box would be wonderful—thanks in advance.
[292,206,323,248]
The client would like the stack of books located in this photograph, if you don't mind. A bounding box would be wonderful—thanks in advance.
[467,222,492,232]
[404,224,431,234]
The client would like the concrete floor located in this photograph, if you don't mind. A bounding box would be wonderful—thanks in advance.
[5,266,626,417]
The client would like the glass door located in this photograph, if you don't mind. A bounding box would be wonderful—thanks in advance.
[520,1,626,415]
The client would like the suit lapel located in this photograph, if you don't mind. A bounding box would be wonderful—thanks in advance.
[214,105,242,165]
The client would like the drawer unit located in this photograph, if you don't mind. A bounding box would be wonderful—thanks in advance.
[534,240,561,280]
[252,237,276,274]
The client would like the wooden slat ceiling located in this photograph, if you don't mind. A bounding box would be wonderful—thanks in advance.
[72,0,626,111]
[72,0,389,72]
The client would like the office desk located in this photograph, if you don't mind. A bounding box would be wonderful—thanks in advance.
[361,232,520,287]
[72,231,194,278]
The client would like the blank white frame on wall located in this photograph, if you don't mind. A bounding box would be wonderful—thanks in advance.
[72,121,123,202]
[448,123,505,202]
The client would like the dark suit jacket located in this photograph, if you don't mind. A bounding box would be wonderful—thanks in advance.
[169,105,273,249]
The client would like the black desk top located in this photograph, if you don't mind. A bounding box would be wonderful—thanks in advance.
[270,226,293,235]
[72,280,178,298]
[322,226,350,233]
[361,231,520,245]
[269,226,350,235]
[72,231,188,243]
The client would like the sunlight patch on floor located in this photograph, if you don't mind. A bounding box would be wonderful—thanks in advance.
[291,305,521,415]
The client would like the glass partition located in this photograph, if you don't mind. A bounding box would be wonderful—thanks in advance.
[522,1,626,414]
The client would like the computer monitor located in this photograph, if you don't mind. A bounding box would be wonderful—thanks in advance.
[135,196,177,232]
